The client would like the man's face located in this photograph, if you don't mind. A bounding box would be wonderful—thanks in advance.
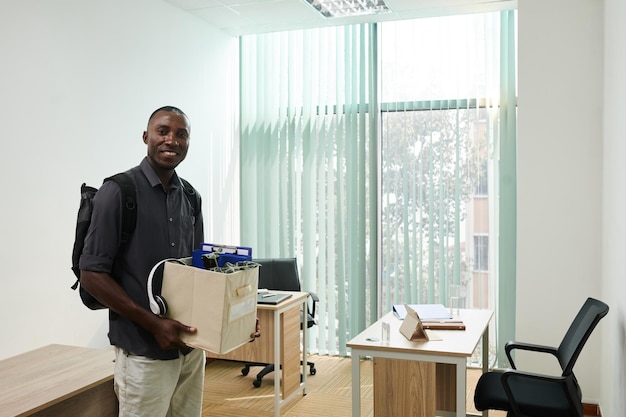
[143,110,190,172]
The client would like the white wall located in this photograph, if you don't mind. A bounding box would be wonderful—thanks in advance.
[0,0,239,360]
[602,0,626,415]
[518,0,606,405]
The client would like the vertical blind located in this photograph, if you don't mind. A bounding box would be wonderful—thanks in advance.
[240,11,516,361]
[240,25,377,355]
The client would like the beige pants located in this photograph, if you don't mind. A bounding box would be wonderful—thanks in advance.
[114,347,205,417]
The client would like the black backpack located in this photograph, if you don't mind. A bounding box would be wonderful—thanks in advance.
[71,173,199,310]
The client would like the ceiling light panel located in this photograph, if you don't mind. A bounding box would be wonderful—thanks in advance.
[305,0,390,18]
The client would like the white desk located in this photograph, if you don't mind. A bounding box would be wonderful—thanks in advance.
[208,291,309,417]
[348,308,493,417]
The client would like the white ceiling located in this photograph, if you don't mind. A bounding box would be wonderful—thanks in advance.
[161,0,516,36]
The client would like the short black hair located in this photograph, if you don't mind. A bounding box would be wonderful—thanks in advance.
[148,106,187,122]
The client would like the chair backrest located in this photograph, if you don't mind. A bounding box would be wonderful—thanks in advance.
[253,258,316,329]
[253,258,301,292]
[557,297,609,376]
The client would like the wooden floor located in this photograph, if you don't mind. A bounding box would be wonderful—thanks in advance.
[202,355,506,417]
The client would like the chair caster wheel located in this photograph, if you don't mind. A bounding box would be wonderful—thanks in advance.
[253,379,262,388]
[241,367,249,376]
[310,367,316,375]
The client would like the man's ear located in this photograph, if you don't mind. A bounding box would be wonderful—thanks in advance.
[142,131,148,144]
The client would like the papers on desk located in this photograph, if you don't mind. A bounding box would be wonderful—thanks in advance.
[393,303,452,320]
[394,303,465,331]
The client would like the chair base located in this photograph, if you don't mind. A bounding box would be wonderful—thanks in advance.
[242,361,316,387]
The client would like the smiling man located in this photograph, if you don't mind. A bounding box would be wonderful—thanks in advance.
[79,106,206,417]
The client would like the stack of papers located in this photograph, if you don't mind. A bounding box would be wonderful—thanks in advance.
[393,304,465,330]
[393,304,452,320]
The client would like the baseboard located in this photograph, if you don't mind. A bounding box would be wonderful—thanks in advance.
[583,402,601,417]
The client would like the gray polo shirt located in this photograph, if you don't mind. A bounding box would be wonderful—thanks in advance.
[80,157,204,360]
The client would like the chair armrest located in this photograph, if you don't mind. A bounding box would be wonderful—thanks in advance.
[505,341,558,369]
[307,291,319,320]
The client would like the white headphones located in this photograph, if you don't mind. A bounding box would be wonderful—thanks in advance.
[146,258,183,315]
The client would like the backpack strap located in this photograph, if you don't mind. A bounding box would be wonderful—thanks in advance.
[180,177,200,217]
[104,173,137,245]
[104,174,194,243]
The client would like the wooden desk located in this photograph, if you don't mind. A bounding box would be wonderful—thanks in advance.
[348,308,493,417]
[0,344,117,417]
[207,291,309,417]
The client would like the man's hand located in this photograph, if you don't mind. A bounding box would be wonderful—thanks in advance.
[149,317,196,351]
[249,317,261,341]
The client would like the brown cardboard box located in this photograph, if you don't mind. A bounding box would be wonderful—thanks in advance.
[161,258,259,354]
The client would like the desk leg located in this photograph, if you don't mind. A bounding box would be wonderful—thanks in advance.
[351,354,360,417]
[456,359,466,417]
[482,325,489,417]
[274,309,280,417]
[301,298,308,395]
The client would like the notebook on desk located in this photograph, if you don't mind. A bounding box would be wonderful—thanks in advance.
[257,293,293,305]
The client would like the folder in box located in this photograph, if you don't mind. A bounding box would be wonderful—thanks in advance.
[192,243,253,268]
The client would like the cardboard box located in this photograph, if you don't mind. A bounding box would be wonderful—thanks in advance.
[160,258,259,354]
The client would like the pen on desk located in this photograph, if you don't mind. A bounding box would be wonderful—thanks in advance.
[261,293,275,298]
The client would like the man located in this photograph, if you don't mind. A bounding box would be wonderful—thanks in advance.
[80,106,205,417]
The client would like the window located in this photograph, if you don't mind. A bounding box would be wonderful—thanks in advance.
[379,14,504,309]
[473,235,489,271]
[378,12,517,366]
[240,10,517,364]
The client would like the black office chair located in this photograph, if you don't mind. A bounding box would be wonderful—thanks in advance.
[474,297,609,417]
[241,258,319,387]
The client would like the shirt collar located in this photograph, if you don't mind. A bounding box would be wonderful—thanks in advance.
[140,157,181,191]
